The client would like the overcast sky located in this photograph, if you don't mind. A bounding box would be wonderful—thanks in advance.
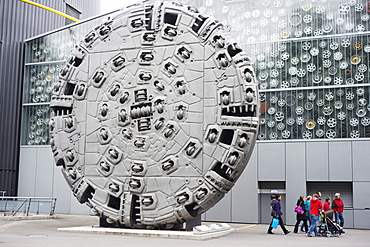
[100,0,141,14]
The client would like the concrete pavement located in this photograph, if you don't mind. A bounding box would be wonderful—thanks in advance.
[0,214,369,247]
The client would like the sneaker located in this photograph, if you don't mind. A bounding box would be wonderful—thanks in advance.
[267,232,274,234]
[285,231,291,235]
[307,234,312,237]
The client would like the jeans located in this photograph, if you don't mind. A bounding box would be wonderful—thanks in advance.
[335,212,345,227]
[307,214,319,236]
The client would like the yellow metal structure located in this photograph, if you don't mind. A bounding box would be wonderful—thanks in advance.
[19,0,79,22]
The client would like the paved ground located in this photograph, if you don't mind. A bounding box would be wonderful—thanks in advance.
[0,214,369,247]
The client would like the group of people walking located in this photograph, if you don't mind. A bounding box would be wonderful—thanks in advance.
[268,192,345,237]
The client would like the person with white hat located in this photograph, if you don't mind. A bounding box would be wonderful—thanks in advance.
[332,192,345,233]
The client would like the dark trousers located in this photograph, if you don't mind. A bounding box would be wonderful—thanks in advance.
[294,219,308,233]
[268,216,289,234]
[301,215,311,231]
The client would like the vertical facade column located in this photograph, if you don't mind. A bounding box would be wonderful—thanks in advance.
[285,142,306,225]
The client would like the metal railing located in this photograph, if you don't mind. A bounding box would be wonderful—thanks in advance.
[0,197,57,217]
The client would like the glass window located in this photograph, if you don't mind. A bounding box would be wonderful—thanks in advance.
[22,10,117,145]
[183,0,370,141]
[22,0,370,143]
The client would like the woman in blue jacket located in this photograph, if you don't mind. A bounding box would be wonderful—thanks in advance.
[301,195,312,231]
[267,194,291,234]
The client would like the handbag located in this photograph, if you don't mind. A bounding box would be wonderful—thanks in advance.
[270,211,276,217]
[271,218,279,229]
[294,206,304,214]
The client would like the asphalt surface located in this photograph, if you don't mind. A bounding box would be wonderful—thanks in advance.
[0,214,369,247]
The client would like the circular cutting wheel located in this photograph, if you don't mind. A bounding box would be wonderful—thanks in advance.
[49,2,259,229]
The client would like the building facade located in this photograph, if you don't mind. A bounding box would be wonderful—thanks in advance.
[0,0,101,196]
[15,0,370,229]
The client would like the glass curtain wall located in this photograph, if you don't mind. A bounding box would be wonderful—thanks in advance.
[183,0,370,140]
[22,12,118,145]
[22,0,370,145]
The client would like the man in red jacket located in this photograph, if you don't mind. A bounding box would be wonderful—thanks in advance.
[306,193,322,237]
[332,193,345,231]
